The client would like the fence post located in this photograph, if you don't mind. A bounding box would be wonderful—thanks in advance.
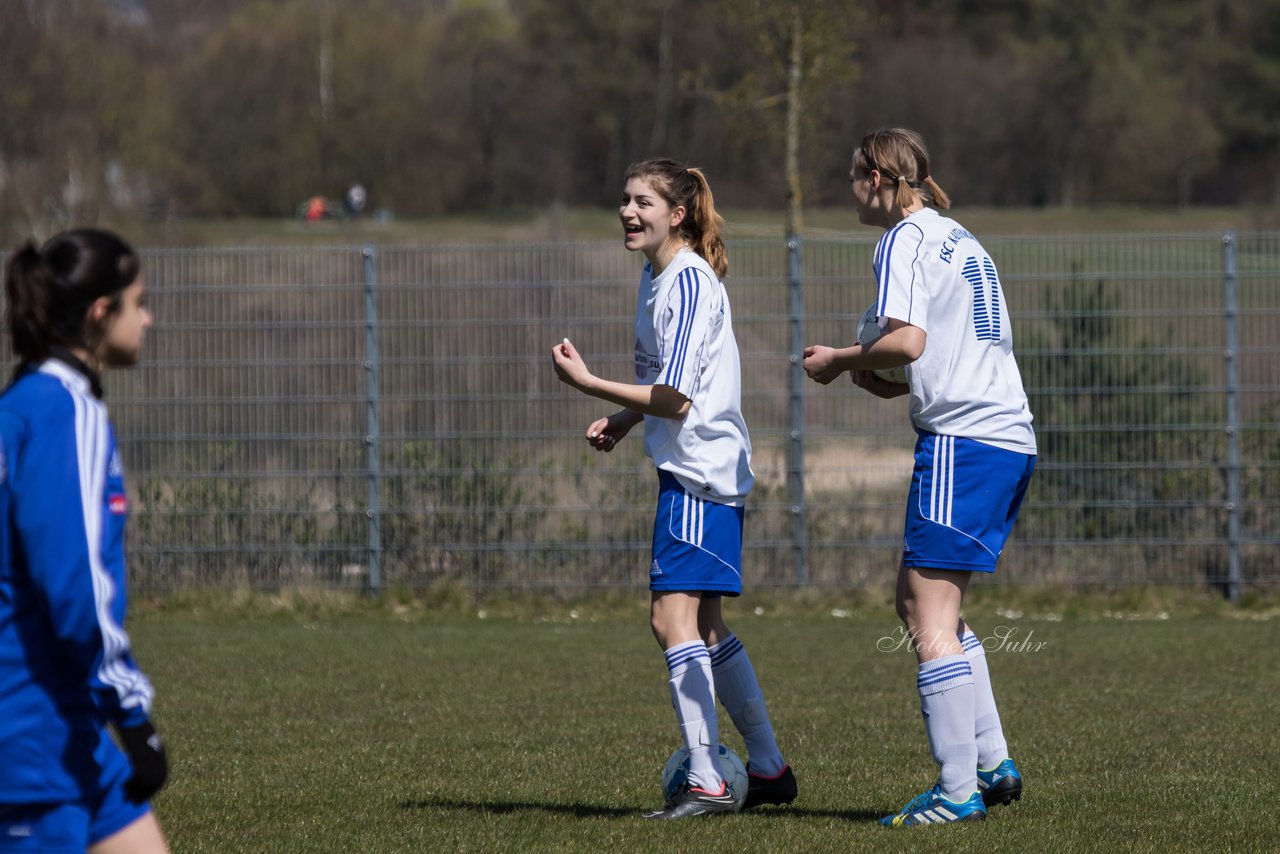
[787,236,807,585]
[1221,232,1242,602]
[363,245,383,595]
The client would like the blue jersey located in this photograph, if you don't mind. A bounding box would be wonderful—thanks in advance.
[0,357,154,805]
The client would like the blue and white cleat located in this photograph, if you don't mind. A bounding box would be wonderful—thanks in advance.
[977,758,1022,808]
[879,784,986,827]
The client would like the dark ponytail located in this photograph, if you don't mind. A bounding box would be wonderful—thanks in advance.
[3,229,139,363]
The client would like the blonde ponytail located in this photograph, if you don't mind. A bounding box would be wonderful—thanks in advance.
[860,127,952,211]
[685,167,728,279]
[923,175,951,210]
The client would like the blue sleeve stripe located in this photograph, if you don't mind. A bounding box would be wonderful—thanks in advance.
[658,273,684,387]
[662,267,700,388]
[68,384,154,714]
[876,227,898,314]
[877,222,925,317]
[675,270,696,384]
[671,269,693,386]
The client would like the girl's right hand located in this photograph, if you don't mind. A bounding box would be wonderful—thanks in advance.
[802,344,845,384]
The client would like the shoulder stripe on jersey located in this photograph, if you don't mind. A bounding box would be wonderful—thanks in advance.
[668,270,689,386]
[675,267,701,385]
[665,267,702,388]
[876,221,926,317]
[49,366,155,714]
[873,232,888,279]
[662,271,685,387]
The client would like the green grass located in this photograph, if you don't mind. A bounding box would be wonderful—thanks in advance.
[135,593,1279,852]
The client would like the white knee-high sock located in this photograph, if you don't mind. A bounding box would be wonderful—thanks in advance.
[665,641,723,792]
[917,654,978,802]
[961,627,1009,768]
[708,634,785,777]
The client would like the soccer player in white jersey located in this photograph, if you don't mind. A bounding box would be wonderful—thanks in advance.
[552,159,797,819]
[0,230,170,852]
[803,128,1036,827]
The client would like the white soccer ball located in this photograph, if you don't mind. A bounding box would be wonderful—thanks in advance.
[856,303,909,383]
[661,743,748,811]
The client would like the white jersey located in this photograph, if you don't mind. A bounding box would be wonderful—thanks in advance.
[873,207,1036,454]
[634,248,754,505]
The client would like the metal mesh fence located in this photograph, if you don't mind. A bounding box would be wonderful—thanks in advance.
[4,232,1277,592]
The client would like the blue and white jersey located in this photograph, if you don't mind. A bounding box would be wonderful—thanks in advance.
[634,248,754,505]
[872,208,1036,454]
[0,357,155,805]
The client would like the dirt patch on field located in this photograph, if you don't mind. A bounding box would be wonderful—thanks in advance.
[753,441,914,496]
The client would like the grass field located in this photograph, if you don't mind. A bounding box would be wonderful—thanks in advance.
[135,591,1278,853]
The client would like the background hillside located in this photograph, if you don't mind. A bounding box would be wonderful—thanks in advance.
[2,0,1278,243]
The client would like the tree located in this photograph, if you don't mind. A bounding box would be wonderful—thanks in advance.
[1201,0,1280,204]
[713,1,864,230]
[0,0,152,235]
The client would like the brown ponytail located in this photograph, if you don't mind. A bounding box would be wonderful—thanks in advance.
[859,127,952,211]
[624,159,730,279]
[3,229,139,363]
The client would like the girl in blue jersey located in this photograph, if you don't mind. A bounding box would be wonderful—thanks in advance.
[0,230,170,853]
[552,159,796,819]
[804,128,1036,828]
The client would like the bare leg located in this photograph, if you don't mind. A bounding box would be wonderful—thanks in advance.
[651,591,703,649]
[696,595,729,647]
[696,596,788,782]
[651,590,722,791]
[895,565,979,801]
[896,566,971,663]
[89,812,169,854]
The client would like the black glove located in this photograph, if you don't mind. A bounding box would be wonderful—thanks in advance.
[118,721,169,803]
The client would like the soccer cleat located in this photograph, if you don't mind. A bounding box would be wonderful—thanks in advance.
[741,764,798,810]
[879,784,987,827]
[978,758,1022,807]
[644,781,737,819]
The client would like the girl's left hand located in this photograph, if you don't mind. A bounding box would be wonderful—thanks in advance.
[552,337,592,389]
[851,369,910,399]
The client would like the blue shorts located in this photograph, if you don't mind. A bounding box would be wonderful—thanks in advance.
[0,732,150,853]
[902,432,1035,573]
[649,470,744,596]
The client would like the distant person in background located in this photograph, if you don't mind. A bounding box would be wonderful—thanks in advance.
[304,195,327,222]
[0,229,170,852]
[803,127,1036,827]
[552,159,797,819]
[344,183,367,216]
